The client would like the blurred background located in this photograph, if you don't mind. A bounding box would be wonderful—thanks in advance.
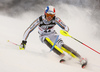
[0,0,100,38]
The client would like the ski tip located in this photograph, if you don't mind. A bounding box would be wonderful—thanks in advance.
[60,59,65,63]
[82,62,87,68]
[82,65,86,68]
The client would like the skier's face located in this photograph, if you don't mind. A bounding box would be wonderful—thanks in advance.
[46,13,55,21]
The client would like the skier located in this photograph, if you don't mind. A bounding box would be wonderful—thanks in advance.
[19,5,87,68]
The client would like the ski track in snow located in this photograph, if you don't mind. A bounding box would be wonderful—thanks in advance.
[0,4,100,72]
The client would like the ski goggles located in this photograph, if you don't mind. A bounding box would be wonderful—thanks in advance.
[46,13,55,18]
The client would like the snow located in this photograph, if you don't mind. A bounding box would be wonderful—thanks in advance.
[0,4,100,72]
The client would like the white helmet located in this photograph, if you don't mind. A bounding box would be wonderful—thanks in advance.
[45,5,55,15]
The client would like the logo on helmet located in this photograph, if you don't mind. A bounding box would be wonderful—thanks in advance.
[45,6,55,14]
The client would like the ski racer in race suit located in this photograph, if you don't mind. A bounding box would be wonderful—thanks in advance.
[19,5,87,68]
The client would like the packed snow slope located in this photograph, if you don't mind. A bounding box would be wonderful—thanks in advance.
[0,4,100,72]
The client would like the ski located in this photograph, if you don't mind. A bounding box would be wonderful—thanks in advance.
[80,58,87,68]
[59,58,87,68]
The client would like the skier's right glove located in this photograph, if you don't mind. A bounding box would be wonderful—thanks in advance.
[19,40,27,50]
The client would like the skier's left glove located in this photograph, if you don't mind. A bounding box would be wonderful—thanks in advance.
[19,40,27,50]
[64,26,69,32]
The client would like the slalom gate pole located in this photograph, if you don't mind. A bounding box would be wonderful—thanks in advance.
[8,40,20,46]
[50,35,59,52]
[60,30,100,54]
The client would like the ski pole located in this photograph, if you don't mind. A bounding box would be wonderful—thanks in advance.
[60,30,100,54]
[8,40,20,46]
[50,35,59,52]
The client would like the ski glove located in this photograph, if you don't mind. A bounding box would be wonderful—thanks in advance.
[19,40,27,50]
[64,26,69,32]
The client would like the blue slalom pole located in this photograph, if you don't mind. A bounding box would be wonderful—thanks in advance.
[50,35,59,52]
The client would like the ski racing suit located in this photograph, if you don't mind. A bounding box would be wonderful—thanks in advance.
[22,15,81,61]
